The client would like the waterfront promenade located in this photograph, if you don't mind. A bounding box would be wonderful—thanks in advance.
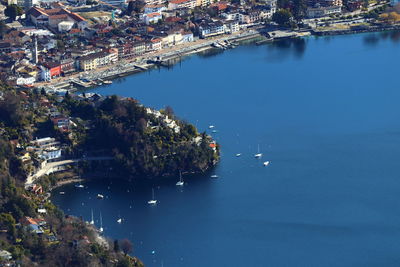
[34,28,264,90]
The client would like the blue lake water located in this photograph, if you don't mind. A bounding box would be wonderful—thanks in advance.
[51,31,400,266]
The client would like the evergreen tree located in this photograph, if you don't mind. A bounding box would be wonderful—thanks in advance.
[5,5,23,21]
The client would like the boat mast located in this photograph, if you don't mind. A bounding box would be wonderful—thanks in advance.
[100,212,103,232]
[90,209,94,224]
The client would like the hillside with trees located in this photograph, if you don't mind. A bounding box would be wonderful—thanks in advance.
[61,94,219,178]
[0,82,218,266]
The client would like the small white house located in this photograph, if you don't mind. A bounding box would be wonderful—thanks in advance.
[144,4,166,14]
[0,250,12,261]
[142,12,162,25]
[16,75,36,85]
[58,21,74,32]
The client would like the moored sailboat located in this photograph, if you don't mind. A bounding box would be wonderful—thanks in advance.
[176,171,184,186]
[254,144,262,158]
[148,188,157,205]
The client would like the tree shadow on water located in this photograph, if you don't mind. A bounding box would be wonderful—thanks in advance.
[265,38,307,62]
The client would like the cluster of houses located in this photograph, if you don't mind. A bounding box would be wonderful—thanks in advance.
[305,0,365,17]
[17,135,65,178]
[5,91,76,179]
[0,216,58,266]
[145,107,181,133]
[0,0,279,85]
[0,0,371,86]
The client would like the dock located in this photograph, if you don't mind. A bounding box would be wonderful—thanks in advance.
[71,80,91,88]
[133,64,148,71]
[266,30,298,39]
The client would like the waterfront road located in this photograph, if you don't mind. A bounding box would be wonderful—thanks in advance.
[25,156,113,187]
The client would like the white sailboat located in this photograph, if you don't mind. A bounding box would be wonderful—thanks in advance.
[90,209,94,225]
[99,212,103,233]
[254,144,262,158]
[263,161,270,166]
[176,171,184,186]
[116,212,122,223]
[148,188,157,205]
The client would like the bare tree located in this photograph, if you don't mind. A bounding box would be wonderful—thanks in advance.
[120,239,133,255]
[165,106,174,118]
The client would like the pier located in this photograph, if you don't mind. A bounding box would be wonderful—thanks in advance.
[133,64,148,71]
[71,80,91,88]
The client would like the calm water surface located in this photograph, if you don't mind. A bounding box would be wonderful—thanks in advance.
[52,31,400,267]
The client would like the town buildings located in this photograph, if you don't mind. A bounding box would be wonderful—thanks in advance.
[0,0,372,86]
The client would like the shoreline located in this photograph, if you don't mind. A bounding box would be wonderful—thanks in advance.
[53,177,84,189]
[35,29,265,92]
[35,24,400,92]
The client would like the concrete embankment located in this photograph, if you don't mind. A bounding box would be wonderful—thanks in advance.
[68,31,263,84]
[312,24,400,36]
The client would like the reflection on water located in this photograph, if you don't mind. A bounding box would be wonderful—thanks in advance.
[265,37,308,61]
[363,35,380,46]
[364,30,400,45]
[197,48,224,58]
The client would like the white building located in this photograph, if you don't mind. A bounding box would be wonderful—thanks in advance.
[307,5,341,17]
[198,21,225,38]
[141,12,163,24]
[144,4,166,13]
[16,75,36,85]
[224,20,239,33]
[58,21,74,32]
[39,148,62,161]
[168,0,196,9]
[222,11,240,21]
[0,250,12,261]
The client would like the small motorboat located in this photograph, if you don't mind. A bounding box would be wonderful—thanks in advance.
[97,194,104,199]
[236,153,241,157]
[59,191,65,195]
[209,125,215,129]
[75,184,84,188]
[211,174,219,178]
[263,161,270,166]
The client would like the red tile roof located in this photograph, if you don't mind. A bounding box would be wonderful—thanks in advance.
[170,0,193,4]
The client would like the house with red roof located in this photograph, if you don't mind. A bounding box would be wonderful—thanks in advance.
[27,7,88,31]
[40,62,61,81]
[168,0,196,9]
[142,12,163,25]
